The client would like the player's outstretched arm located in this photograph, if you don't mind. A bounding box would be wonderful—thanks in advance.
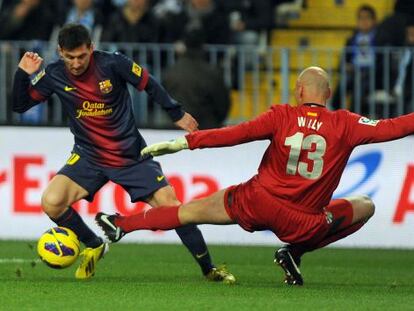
[144,75,188,123]
[143,107,278,157]
[12,51,45,113]
[141,137,189,157]
[112,53,197,130]
[345,112,414,146]
[144,75,199,132]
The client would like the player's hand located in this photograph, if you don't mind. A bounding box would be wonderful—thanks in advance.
[174,112,199,133]
[141,137,189,157]
[18,51,43,75]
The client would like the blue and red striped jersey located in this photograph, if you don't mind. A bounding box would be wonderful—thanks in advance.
[24,51,175,167]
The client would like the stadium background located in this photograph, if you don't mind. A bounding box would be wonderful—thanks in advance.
[1,1,414,310]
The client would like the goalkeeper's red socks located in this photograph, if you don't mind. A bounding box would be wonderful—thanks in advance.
[289,199,366,259]
[114,205,181,233]
[312,221,365,250]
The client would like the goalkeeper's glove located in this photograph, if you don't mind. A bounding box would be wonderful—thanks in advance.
[141,137,188,157]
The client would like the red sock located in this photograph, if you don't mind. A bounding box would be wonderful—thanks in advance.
[312,221,365,249]
[289,198,365,259]
[115,205,181,233]
[290,221,365,259]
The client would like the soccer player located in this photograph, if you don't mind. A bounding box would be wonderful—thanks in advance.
[12,23,235,283]
[96,66,414,286]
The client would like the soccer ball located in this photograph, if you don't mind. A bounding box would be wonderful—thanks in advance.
[37,227,80,269]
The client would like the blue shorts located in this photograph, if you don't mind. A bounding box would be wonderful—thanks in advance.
[57,150,169,202]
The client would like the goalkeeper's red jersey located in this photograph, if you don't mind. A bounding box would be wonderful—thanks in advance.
[186,103,414,214]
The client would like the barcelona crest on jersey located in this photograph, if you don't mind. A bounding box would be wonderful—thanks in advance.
[99,79,113,94]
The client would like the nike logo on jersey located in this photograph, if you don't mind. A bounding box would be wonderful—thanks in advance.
[64,86,77,92]
[297,117,323,131]
[157,175,165,182]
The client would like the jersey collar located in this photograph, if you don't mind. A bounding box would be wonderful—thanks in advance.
[303,103,326,108]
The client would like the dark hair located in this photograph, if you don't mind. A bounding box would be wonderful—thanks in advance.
[58,24,91,50]
[358,5,376,20]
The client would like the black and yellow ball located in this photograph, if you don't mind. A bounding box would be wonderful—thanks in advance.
[37,227,80,269]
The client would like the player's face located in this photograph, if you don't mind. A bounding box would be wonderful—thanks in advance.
[59,44,93,76]
[357,10,375,33]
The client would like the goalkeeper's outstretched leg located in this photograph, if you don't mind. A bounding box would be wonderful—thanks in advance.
[96,185,376,286]
[96,186,236,283]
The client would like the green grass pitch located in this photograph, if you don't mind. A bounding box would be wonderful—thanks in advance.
[0,240,414,310]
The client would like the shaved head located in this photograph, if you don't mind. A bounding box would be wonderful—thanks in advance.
[298,66,329,92]
[295,66,331,106]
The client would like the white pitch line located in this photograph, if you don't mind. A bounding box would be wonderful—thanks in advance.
[0,258,41,264]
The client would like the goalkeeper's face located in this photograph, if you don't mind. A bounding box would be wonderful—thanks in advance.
[59,43,93,76]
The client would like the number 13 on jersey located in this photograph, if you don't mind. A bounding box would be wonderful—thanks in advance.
[284,132,327,180]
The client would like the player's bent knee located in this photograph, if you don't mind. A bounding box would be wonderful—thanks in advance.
[352,195,375,221]
[41,191,67,218]
[149,186,181,207]
[361,195,375,220]
[346,195,375,224]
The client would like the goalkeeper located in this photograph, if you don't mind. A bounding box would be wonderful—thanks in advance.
[96,66,414,285]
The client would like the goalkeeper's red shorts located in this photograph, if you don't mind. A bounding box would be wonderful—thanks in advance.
[224,180,353,244]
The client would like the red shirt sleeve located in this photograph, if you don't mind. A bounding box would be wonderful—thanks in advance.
[345,110,414,147]
[186,106,279,149]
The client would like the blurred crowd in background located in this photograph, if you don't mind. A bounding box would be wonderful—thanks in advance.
[2,0,414,127]
[0,0,285,46]
[0,0,289,127]
[334,0,414,115]
[1,0,413,48]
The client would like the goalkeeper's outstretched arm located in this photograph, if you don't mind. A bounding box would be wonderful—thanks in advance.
[141,107,278,157]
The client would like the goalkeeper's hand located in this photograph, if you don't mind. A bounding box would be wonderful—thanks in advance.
[141,137,189,157]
